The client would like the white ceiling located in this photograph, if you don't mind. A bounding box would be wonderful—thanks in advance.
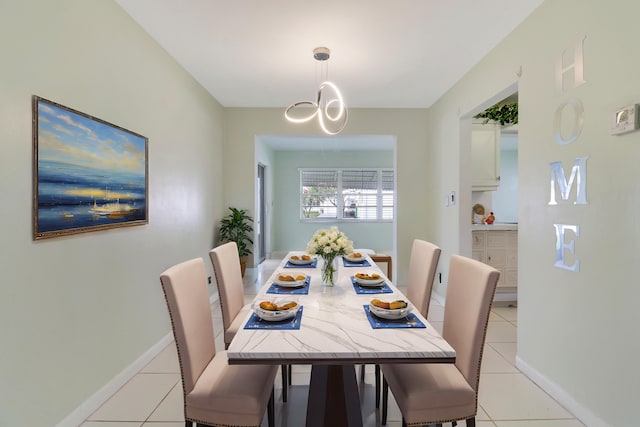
[115,0,542,109]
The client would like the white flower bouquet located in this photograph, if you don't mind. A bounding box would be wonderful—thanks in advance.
[306,226,354,259]
[306,227,354,285]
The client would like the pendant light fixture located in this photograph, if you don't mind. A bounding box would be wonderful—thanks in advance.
[285,47,348,135]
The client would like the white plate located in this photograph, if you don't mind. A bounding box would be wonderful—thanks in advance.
[288,256,315,265]
[344,254,366,263]
[273,274,307,287]
[253,301,300,321]
[368,301,412,320]
[354,275,385,286]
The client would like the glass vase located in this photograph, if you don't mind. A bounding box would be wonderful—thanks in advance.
[320,255,338,286]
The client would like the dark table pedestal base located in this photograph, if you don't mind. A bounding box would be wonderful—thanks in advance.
[306,364,363,427]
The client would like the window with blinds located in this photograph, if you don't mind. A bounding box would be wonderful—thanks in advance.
[300,168,394,221]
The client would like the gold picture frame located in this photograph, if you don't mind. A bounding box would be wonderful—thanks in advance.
[32,96,148,239]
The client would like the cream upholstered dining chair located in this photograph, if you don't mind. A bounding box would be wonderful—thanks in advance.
[381,254,500,426]
[159,257,276,427]
[209,243,291,402]
[208,243,251,349]
[365,240,442,408]
[405,239,442,318]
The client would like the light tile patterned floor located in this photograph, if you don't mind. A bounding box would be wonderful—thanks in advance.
[81,258,584,427]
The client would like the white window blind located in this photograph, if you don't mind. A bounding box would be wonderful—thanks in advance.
[300,168,394,221]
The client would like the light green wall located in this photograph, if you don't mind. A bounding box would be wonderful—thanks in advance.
[271,150,393,253]
[224,108,433,287]
[0,0,224,425]
[428,1,639,424]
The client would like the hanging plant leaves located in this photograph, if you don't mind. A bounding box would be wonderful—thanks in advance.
[475,102,518,126]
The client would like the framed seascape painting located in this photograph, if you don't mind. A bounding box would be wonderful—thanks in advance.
[32,96,148,240]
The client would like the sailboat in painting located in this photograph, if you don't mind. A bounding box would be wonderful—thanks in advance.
[89,189,136,218]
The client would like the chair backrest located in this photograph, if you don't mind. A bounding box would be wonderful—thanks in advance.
[405,239,442,318]
[160,258,216,395]
[209,242,245,342]
[443,254,500,392]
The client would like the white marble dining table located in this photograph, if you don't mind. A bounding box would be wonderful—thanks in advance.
[226,252,456,427]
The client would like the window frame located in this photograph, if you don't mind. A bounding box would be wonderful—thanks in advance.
[299,167,394,223]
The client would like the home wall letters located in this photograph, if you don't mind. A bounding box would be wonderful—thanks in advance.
[550,36,587,272]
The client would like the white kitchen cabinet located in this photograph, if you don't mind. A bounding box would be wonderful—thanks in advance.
[472,123,500,191]
[472,229,517,290]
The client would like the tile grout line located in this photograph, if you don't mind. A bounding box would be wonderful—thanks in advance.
[486,342,518,368]
[142,381,182,425]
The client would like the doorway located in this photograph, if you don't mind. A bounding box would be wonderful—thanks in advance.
[255,134,397,274]
[257,163,266,264]
[463,84,519,302]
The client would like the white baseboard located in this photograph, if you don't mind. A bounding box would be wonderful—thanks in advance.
[516,356,610,427]
[493,291,517,302]
[55,333,174,427]
[56,293,220,427]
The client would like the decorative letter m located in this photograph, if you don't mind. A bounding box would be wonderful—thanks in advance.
[549,156,589,205]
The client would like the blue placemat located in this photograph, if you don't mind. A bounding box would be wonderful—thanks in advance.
[343,258,371,267]
[284,259,318,268]
[244,307,303,330]
[266,276,310,294]
[363,305,426,329]
[351,277,393,294]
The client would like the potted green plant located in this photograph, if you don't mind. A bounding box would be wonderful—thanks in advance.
[218,207,254,277]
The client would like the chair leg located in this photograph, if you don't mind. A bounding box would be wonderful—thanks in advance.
[185,421,191,427]
[465,418,475,427]
[360,364,365,381]
[281,364,288,402]
[374,364,380,408]
[382,377,389,425]
[267,387,275,427]
[288,363,292,385]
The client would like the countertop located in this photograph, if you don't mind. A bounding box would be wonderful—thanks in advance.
[472,223,518,231]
